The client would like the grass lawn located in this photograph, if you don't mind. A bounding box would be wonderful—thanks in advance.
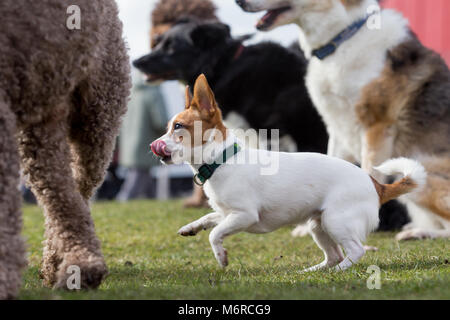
[20,200,449,300]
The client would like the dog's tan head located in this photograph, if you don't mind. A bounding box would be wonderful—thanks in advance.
[151,74,227,165]
[236,0,365,31]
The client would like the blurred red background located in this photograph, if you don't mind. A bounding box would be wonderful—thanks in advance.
[382,0,450,65]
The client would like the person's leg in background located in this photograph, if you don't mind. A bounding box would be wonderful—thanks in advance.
[117,74,168,202]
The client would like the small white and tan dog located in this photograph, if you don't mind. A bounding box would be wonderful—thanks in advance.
[151,74,426,271]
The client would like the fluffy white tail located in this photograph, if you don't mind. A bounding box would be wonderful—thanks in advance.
[372,158,427,204]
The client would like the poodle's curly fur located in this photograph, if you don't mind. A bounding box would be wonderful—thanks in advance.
[0,0,131,299]
[152,0,218,26]
[151,0,218,48]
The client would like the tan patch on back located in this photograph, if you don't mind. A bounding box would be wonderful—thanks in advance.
[354,35,450,219]
[356,37,450,156]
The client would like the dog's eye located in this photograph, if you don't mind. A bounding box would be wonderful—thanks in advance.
[174,123,183,130]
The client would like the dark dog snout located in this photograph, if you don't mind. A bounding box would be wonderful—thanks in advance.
[132,56,147,69]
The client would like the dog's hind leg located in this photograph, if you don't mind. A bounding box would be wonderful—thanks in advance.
[320,204,375,271]
[333,239,365,271]
[0,99,26,299]
[69,52,130,202]
[19,105,107,289]
[301,219,344,273]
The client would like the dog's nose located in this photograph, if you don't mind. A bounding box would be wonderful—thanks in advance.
[151,140,171,158]
[132,57,144,69]
[235,0,246,8]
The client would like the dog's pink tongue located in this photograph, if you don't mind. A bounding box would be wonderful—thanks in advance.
[261,11,274,22]
[257,10,275,29]
[151,140,171,158]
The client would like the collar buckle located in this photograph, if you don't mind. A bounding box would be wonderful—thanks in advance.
[193,173,206,186]
[193,143,241,186]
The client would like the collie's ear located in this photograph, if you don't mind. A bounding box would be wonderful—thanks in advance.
[191,23,231,49]
[185,85,192,109]
[192,74,217,118]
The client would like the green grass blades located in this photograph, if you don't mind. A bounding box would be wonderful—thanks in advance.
[20,200,449,300]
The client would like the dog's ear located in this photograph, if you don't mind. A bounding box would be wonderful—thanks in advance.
[191,74,217,118]
[185,85,193,109]
[190,23,231,49]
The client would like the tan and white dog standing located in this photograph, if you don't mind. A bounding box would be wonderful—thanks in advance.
[151,74,425,270]
[236,0,450,240]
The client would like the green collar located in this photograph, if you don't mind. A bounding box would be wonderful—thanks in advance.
[193,143,241,186]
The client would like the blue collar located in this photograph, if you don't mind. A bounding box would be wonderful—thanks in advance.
[312,15,372,60]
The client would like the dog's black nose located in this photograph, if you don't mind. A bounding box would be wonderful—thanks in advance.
[235,0,246,8]
[132,56,146,69]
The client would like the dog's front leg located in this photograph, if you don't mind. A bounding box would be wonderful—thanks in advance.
[209,212,259,268]
[362,124,395,181]
[178,212,224,236]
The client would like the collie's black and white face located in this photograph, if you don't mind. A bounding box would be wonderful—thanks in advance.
[236,0,364,31]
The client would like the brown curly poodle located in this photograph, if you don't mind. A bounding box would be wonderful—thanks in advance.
[0,0,131,299]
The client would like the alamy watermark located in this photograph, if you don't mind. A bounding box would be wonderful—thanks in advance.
[66,265,81,290]
[66,5,81,30]
[367,4,381,30]
[163,121,282,176]
[366,265,382,290]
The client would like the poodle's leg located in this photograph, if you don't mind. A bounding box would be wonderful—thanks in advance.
[301,219,344,273]
[19,108,107,289]
[0,102,26,299]
[69,69,130,201]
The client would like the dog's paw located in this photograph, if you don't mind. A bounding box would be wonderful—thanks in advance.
[401,222,416,231]
[53,254,107,290]
[363,245,378,252]
[178,224,199,237]
[396,228,431,241]
[214,248,229,268]
[300,261,328,273]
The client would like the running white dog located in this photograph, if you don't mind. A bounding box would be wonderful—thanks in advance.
[151,75,426,271]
